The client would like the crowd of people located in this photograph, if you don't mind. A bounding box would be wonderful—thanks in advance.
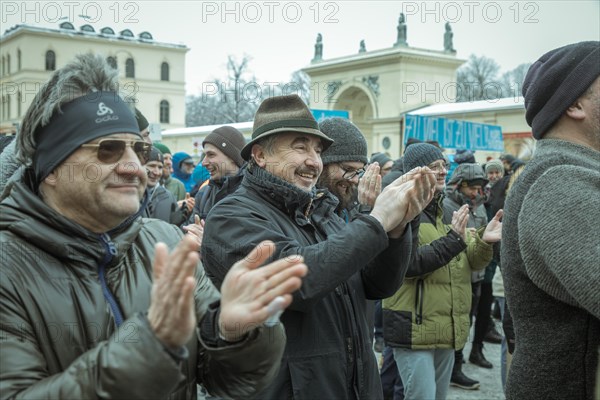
[0,40,598,400]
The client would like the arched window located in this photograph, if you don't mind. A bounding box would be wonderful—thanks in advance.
[6,54,10,75]
[45,50,56,71]
[125,58,135,78]
[6,95,10,119]
[106,56,117,69]
[160,100,170,123]
[160,62,169,81]
[17,91,21,117]
[17,49,21,70]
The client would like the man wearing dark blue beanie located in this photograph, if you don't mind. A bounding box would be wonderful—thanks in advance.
[502,41,600,400]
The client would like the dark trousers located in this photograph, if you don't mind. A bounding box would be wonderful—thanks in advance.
[381,346,404,400]
[374,299,383,339]
[473,281,494,344]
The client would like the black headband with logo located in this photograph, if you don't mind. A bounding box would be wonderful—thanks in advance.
[33,91,141,185]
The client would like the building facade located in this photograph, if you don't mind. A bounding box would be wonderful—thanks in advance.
[0,22,188,134]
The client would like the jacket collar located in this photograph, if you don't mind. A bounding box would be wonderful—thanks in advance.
[0,168,143,269]
[242,164,335,223]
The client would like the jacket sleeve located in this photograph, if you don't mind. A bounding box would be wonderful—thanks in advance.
[465,226,494,271]
[196,302,286,399]
[0,285,185,400]
[405,218,468,277]
[201,200,390,312]
[360,221,413,299]
[517,166,600,319]
[192,263,287,399]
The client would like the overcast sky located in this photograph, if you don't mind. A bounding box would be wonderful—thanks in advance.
[2,1,599,95]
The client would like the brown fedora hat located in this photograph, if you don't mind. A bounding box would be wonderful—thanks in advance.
[241,94,334,160]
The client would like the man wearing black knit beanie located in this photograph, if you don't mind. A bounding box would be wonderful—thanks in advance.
[317,117,378,220]
[502,41,600,400]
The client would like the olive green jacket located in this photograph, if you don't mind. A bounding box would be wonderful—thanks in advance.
[382,197,493,350]
[0,176,285,400]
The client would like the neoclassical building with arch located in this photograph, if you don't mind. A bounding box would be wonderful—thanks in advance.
[303,44,465,157]
[0,23,187,133]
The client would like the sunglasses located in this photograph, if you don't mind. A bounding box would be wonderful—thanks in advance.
[81,139,151,164]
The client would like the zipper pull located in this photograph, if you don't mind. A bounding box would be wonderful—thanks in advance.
[100,233,118,256]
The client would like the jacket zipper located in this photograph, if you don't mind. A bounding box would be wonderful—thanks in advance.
[415,279,424,325]
[99,233,125,327]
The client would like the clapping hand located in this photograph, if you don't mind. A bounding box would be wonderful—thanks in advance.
[482,209,503,243]
[451,204,470,242]
[218,241,308,341]
[358,163,381,208]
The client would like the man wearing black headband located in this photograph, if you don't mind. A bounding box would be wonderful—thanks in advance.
[502,42,600,400]
[0,53,308,399]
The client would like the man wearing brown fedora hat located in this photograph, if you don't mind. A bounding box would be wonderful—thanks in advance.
[202,94,438,399]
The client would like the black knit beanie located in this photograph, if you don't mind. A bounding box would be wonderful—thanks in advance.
[135,108,149,132]
[202,126,246,167]
[319,118,368,165]
[523,41,600,139]
[147,146,164,164]
[403,143,444,171]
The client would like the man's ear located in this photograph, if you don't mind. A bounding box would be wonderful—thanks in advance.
[43,168,60,187]
[565,98,586,120]
[251,144,267,168]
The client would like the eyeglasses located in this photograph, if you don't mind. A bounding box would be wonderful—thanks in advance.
[81,139,151,164]
[427,161,449,173]
[339,164,365,180]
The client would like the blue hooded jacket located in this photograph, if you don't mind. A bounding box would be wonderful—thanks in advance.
[171,152,196,193]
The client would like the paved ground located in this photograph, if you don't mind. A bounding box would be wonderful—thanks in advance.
[199,320,506,399]
[447,330,505,400]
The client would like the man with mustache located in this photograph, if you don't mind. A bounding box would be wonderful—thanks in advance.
[0,54,308,399]
[316,117,380,222]
[201,94,437,399]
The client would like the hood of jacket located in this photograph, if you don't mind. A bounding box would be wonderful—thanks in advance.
[172,151,193,180]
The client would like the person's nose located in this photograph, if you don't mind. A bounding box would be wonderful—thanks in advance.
[115,146,144,177]
[305,148,322,169]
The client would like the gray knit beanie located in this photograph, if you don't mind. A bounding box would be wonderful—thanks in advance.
[319,118,368,165]
[485,159,504,175]
[370,152,392,167]
[403,143,444,171]
[523,41,600,139]
[203,126,246,167]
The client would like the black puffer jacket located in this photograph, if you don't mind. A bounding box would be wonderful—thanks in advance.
[201,165,414,400]
[190,168,244,222]
[142,185,187,226]
[0,172,286,400]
